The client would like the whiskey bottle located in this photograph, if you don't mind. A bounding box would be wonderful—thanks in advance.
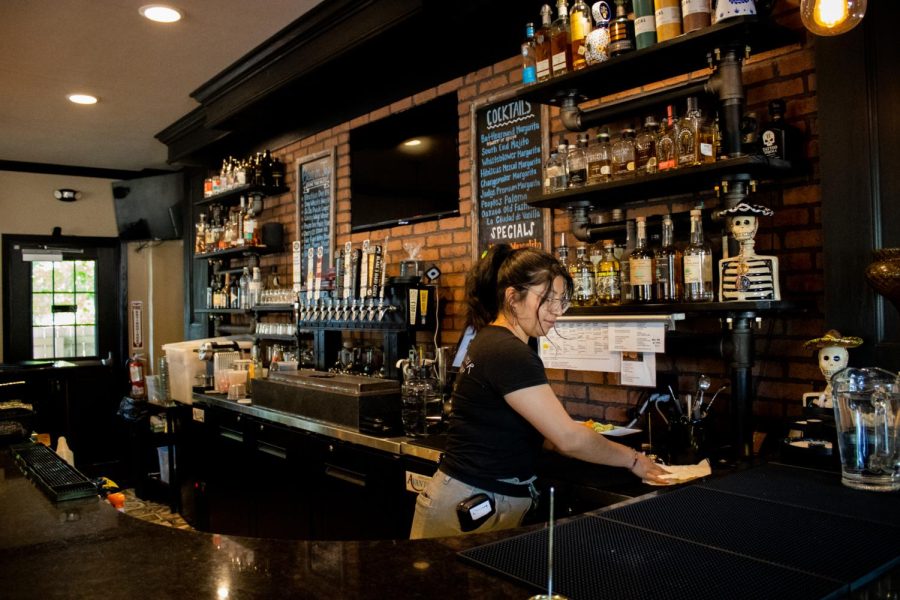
[619,219,636,303]
[586,129,612,184]
[609,0,634,57]
[654,214,683,302]
[596,239,621,304]
[568,133,589,188]
[634,0,658,49]
[535,5,554,82]
[759,98,797,162]
[683,208,714,302]
[681,0,711,33]
[629,216,655,303]
[657,105,677,171]
[551,0,572,77]
[194,213,207,254]
[569,0,593,70]
[611,128,636,180]
[571,245,597,306]
[521,23,538,85]
[654,0,683,41]
[635,116,659,176]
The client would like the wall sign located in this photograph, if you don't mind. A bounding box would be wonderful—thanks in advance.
[295,149,335,288]
[474,97,547,256]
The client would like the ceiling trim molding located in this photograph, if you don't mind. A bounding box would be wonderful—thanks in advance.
[0,160,165,180]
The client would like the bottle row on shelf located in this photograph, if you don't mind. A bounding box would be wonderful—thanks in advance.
[195,199,262,254]
[543,96,796,194]
[207,267,294,310]
[521,0,755,86]
[203,149,286,198]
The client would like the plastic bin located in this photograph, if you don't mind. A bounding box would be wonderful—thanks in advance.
[163,338,252,403]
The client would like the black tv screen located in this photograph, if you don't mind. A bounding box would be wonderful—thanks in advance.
[112,172,184,241]
[350,93,460,232]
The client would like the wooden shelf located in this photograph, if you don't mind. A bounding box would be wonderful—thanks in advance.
[194,245,281,260]
[196,184,289,206]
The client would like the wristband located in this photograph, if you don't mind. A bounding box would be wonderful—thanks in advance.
[630,450,640,470]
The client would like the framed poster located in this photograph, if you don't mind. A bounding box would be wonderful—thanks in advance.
[295,149,336,288]
[471,94,549,258]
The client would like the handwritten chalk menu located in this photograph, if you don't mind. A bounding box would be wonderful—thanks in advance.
[475,98,544,254]
[296,150,335,286]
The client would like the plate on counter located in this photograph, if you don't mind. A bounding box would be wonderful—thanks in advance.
[600,427,642,437]
[581,420,642,437]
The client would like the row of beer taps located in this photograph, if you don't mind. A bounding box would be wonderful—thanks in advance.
[297,296,399,324]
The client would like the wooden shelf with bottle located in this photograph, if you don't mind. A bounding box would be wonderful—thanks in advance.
[515,16,796,106]
[196,184,290,207]
[528,155,791,211]
[252,304,295,314]
[195,245,282,261]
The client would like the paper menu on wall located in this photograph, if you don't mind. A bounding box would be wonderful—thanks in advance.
[608,322,666,353]
[620,351,656,387]
[539,321,621,372]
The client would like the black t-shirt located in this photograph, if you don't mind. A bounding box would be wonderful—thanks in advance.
[441,325,549,481]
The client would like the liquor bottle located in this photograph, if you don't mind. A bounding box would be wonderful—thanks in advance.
[249,267,263,308]
[544,150,561,193]
[585,1,612,66]
[557,233,571,270]
[654,0,683,41]
[569,0,593,71]
[521,23,538,85]
[654,214,683,302]
[550,0,572,77]
[571,245,597,306]
[633,0,658,49]
[552,136,570,191]
[535,5,554,82]
[194,213,207,254]
[657,105,678,171]
[568,133,589,187]
[611,128,636,180]
[619,219,636,303]
[587,129,612,184]
[243,197,258,246]
[239,267,251,309]
[596,239,621,304]
[634,116,659,176]
[677,96,715,167]
[229,273,240,309]
[759,98,797,162]
[681,0,711,33]
[608,0,634,57]
[629,216,655,303]
[683,208,714,302]
[271,157,285,188]
[206,275,214,308]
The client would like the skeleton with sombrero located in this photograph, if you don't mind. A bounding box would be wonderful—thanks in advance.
[802,330,864,409]
[718,203,780,301]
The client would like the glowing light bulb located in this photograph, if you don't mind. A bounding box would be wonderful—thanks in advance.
[800,0,866,36]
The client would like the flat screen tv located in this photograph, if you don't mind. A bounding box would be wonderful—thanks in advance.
[112,172,184,241]
[350,93,460,232]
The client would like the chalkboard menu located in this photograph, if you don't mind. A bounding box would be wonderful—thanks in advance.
[296,149,335,281]
[475,98,545,255]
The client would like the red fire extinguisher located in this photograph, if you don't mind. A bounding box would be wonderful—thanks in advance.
[128,354,147,399]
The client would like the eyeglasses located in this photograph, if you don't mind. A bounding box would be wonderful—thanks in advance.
[526,289,570,314]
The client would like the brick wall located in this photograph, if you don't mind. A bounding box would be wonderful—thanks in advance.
[253,2,825,438]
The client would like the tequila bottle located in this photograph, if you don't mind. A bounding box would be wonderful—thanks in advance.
[569,0,593,70]
[521,23,538,85]
[654,214,683,302]
[657,105,677,171]
[551,0,572,77]
[635,116,659,176]
[568,133,589,188]
[629,216,655,303]
[535,5,554,82]
[587,129,612,184]
[596,239,621,304]
[571,245,597,306]
[611,128,636,180]
[683,208,714,302]
[677,96,714,167]
[759,98,798,162]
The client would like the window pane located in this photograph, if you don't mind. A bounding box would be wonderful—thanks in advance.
[54,325,75,357]
[76,326,96,357]
[75,260,95,292]
[53,262,74,292]
[32,262,54,292]
[33,327,54,359]
[52,293,76,326]
[33,294,53,326]
[75,293,96,324]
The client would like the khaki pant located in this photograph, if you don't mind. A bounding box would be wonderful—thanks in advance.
[409,470,534,540]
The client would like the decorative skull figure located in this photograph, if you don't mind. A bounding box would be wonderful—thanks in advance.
[802,330,863,408]
[729,215,758,242]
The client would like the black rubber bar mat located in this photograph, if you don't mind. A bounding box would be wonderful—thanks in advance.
[697,463,900,528]
[11,442,97,502]
[599,485,900,589]
[458,516,846,600]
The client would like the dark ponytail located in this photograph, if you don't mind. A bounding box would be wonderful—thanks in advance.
[465,244,573,331]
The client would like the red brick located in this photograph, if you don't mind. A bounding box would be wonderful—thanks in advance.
[783,185,820,205]
[564,401,605,420]
[438,77,464,96]
[464,66,494,85]
[477,74,511,95]
[494,55,520,74]
[414,88,438,105]
[390,97,412,114]
[784,229,822,249]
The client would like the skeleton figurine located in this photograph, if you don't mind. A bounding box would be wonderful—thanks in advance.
[718,203,780,301]
[801,330,863,409]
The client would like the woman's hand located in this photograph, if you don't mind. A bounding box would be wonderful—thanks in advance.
[630,452,670,484]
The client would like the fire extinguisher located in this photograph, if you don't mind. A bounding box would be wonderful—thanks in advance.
[128,354,147,399]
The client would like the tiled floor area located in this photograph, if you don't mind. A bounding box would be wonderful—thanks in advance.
[121,488,194,531]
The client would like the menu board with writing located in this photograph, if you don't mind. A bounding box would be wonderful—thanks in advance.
[475,98,546,255]
[295,149,335,287]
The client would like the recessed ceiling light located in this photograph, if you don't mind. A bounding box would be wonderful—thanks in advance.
[403,139,422,146]
[139,4,182,23]
[68,94,98,105]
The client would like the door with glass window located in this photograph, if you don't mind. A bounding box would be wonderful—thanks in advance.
[2,235,123,364]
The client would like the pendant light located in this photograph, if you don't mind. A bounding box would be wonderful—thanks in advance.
[800,0,866,36]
